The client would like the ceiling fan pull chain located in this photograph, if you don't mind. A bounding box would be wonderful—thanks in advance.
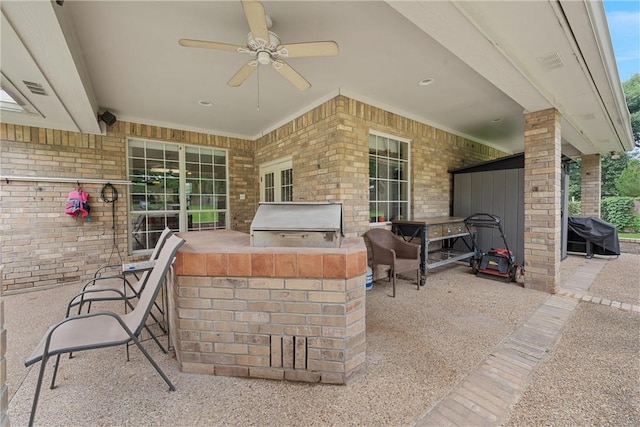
[257,65,261,112]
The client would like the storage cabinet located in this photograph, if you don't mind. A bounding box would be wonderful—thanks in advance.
[392,216,474,284]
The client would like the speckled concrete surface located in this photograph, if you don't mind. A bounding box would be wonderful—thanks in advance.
[505,253,640,427]
[5,253,639,426]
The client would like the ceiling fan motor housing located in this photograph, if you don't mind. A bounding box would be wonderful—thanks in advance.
[247,31,280,52]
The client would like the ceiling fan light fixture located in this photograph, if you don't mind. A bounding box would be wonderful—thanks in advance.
[257,51,271,65]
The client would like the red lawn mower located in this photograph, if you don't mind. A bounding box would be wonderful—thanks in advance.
[464,213,524,283]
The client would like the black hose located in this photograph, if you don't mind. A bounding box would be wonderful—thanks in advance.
[101,183,122,263]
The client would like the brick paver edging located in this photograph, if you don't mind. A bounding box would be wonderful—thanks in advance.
[557,290,640,314]
[412,257,611,426]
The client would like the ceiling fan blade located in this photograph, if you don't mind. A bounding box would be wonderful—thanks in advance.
[179,39,244,52]
[277,41,339,58]
[272,60,311,91]
[241,0,269,42]
[227,61,257,87]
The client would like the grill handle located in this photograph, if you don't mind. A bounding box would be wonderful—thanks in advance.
[279,233,308,239]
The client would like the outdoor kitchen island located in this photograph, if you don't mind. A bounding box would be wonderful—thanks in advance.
[171,229,368,384]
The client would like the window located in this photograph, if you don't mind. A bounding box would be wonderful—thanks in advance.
[260,157,293,202]
[281,168,293,202]
[127,138,228,252]
[0,89,23,112]
[369,133,410,223]
[0,74,41,116]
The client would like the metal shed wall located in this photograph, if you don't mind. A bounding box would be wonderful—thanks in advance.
[452,168,525,265]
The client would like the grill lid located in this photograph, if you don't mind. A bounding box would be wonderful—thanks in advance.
[250,202,343,232]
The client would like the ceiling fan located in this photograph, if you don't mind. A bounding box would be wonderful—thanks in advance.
[179,0,339,91]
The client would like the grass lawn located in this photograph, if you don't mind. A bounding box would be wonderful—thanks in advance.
[189,208,219,223]
[619,232,640,239]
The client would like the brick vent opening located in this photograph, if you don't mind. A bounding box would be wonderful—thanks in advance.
[270,335,308,370]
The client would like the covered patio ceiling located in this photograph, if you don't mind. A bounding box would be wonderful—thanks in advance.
[0,0,634,157]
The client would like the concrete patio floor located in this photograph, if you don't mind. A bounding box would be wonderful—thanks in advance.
[4,253,639,426]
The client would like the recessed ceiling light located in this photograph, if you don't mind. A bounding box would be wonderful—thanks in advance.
[418,78,434,86]
[492,118,502,123]
[198,100,213,107]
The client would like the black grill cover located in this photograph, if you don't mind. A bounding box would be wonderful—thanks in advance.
[567,216,620,257]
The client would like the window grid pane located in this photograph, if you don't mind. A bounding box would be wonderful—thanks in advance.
[369,135,409,223]
[264,172,275,202]
[281,168,293,202]
[128,139,228,252]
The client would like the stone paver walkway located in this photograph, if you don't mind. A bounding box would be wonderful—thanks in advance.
[412,258,638,426]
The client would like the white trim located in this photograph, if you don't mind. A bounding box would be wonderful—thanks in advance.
[369,129,412,144]
[259,156,293,203]
[126,137,230,253]
[251,90,341,140]
[368,132,411,224]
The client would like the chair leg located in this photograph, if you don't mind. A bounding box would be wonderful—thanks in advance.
[416,269,420,290]
[392,273,396,298]
[129,336,176,391]
[50,354,62,389]
[144,324,167,354]
[29,356,49,427]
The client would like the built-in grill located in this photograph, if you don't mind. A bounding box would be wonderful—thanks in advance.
[250,202,343,248]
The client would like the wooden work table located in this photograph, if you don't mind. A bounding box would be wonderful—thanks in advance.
[391,216,474,284]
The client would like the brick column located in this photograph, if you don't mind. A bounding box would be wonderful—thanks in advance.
[523,109,562,293]
[580,154,601,217]
[0,267,9,427]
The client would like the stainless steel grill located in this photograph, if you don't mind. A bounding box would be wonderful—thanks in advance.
[250,202,343,248]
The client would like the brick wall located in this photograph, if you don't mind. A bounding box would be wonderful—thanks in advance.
[523,109,562,293]
[172,231,368,384]
[580,153,601,217]
[0,268,8,427]
[0,122,255,292]
[2,95,505,291]
[256,96,507,237]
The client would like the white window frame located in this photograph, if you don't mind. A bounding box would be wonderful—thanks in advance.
[126,137,229,253]
[369,131,411,224]
[259,156,293,202]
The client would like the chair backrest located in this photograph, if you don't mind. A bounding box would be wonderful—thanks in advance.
[364,228,401,248]
[363,228,399,265]
[134,228,173,287]
[149,227,173,260]
[124,234,185,335]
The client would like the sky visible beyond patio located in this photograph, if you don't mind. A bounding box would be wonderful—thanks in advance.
[604,0,640,82]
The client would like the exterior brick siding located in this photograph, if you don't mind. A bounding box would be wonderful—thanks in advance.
[1,95,505,291]
[580,153,601,217]
[523,108,562,293]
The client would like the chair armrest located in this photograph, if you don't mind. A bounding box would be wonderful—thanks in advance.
[367,237,396,266]
[66,286,130,316]
[393,239,420,260]
[94,264,122,278]
[81,275,130,292]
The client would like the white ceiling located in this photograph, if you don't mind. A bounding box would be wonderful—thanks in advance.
[0,0,634,156]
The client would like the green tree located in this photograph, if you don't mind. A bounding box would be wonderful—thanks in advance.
[622,73,640,147]
[615,159,640,197]
[601,152,629,196]
[568,158,581,201]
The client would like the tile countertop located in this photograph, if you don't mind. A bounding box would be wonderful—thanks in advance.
[176,229,366,254]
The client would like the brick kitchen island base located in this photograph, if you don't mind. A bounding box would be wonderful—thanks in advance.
[172,230,368,384]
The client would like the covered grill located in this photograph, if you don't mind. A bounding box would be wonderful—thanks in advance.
[250,202,343,248]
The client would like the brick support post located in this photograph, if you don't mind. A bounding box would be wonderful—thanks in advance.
[580,154,601,217]
[523,109,562,293]
[0,267,9,427]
